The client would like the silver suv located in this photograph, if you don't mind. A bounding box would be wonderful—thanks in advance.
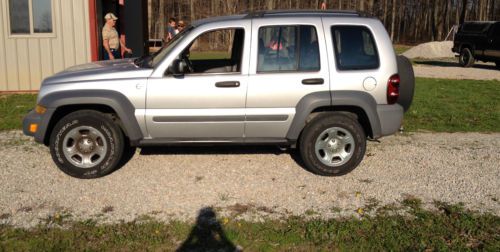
[23,11,414,179]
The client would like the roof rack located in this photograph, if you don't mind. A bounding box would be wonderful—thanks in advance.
[244,9,368,19]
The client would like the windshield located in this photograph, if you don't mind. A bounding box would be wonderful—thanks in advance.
[152,26,193,67]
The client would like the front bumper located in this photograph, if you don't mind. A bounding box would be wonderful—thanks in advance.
[22,108,55,144]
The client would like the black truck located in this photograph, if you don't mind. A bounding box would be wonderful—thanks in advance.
[452,21,500,69]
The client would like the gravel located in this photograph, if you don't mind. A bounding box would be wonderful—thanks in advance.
[1,131,499,228]
[413,62,500,80]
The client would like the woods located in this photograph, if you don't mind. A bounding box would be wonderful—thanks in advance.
[148,0,499,44]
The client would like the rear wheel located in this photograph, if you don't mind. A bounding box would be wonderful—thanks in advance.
[299,113,366,176]
[49,110,125,179]
[459,48,474,67]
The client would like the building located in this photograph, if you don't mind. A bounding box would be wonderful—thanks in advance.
[0,0,147,92]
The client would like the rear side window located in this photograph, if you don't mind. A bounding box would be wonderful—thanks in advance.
[257,25,320,72]
[491,23,500,38]
[331,26,379,71]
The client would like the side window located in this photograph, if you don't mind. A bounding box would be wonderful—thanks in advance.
[9,0,53,35]
[492,24,500,39]
[257,25,320,72]
[331,26,379,70]
[178,28,244,74]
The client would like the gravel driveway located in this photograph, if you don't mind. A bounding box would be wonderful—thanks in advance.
[1,131,499,228]
[413,61,500,80]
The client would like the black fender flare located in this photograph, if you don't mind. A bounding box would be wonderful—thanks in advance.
[38,90,143,143]
[286,91,382,140]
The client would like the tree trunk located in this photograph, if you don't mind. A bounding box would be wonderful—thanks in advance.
[368,0,374,14]
[383,0,388,26]
[359,0,365,11]
[390,0,396,41]
[460,0,467,24]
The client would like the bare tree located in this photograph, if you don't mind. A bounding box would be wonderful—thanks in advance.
[146,0,499,43]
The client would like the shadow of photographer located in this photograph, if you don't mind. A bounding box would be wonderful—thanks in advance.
[177,207,242,252]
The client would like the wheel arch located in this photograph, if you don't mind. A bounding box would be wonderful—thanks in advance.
[38,90,143,146]
[286,91,382,141]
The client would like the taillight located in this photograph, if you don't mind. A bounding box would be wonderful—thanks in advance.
[387,74,400,104]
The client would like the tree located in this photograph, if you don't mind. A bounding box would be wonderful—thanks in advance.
[460,0,468,24]
[390,0,396,41]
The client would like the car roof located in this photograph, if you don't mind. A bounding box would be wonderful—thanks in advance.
[191,10,371,27]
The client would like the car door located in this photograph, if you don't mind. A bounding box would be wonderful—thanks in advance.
[245,17,330,139]
[322,18,396,106]
[486,23,500,59]
[145,21,251,140]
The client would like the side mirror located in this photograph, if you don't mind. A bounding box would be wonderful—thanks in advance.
[168,59,187,77]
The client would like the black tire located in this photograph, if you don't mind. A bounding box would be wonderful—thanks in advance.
[299,112,366,176]
[396,55,415,112]
[49,110,125,179]
[459,48,475,67]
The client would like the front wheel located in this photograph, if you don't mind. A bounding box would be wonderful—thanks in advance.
[49,110,125,179]
[299,113,366,176]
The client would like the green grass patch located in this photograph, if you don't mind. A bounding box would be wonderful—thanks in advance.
[1,204,499,251]
[189,51,230,60]
[404,78,500,132]
[394,44,412,55]
[0,94,37,131]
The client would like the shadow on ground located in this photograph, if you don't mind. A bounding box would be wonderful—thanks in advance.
[177,207,242,252]
[139,145,310,173]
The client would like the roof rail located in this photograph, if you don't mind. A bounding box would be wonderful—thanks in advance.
[244,9,367,19]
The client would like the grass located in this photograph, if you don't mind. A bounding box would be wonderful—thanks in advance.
[1,78,499,133]
[189,51,230,60]
[0,94,37,131]
[394,44,412,55]
[404,78,500,132]
[1,203,499,250]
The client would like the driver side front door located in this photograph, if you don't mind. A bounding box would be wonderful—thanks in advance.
[145,25,249,141]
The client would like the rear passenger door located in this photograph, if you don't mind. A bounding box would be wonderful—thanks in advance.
[323,20,392,105]
[486,23,500,59]
[246,18,330,139]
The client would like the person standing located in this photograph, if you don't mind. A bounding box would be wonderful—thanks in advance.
[320,1,327,10]
[177,20,187,33]
[102,13,132,60]
[165,17,177,42]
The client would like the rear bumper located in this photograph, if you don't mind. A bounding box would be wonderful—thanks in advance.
[376,104,403,137]
[22,108,55,144]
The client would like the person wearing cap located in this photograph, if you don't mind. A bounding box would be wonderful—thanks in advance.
[102,12,131,60]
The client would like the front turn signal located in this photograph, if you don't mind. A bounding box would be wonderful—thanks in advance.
[35,105,47,114]
[29,123,38,133]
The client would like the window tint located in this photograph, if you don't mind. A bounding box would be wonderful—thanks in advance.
[257,25,320,72]
[492,23,500,38]
[331,26,379,70]
[9,0,30,34]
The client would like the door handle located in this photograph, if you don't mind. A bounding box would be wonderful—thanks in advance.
[215,81,240,88]
[302,78,324,85]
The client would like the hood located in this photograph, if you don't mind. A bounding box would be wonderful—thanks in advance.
[42,58,153,85]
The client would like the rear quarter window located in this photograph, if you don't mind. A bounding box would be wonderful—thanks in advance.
[331,26,380,71]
